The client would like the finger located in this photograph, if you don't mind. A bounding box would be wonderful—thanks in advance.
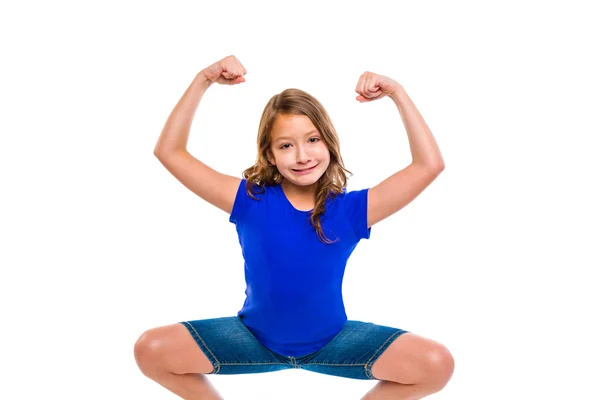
[223,68,240,80]
[359,73,368,97]
[364,74,372,95]
[362,78,374,98]
[231,65,244,79]
[233,58,246,75]
[221,69,233,79]
[366,72,379,98]
[367,74,379,96]
[358,94,376,103]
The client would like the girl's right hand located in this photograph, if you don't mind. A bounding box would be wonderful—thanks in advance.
[201,55,247,85]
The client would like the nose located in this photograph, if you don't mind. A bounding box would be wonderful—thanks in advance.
[296,146,310,163]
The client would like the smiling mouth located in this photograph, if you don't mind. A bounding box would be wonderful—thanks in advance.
[292,165,317,172]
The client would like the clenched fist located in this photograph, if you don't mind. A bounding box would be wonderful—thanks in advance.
[201,55,247,86]
[355,72,400,102]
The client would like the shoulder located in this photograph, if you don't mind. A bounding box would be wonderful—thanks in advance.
[335,186,368,205]
[325,186,369,215]
[230,179,272,224]
[240,178,272,199]
[335,186,371,239]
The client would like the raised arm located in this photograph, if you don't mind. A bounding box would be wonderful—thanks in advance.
[355,72,445,228]
[154,56,247,214]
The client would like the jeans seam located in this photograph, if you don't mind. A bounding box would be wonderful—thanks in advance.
[181,321,222,374]
[301,362,370,366]
[218,362,292,366]
[364,330,406,379]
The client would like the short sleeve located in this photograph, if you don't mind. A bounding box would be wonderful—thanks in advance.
[229,179,254,225]
[343,188,371,240]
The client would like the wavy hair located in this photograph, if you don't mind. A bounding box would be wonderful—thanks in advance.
[242,88,352,244]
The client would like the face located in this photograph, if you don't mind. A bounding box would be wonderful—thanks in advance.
[268,114,331,188]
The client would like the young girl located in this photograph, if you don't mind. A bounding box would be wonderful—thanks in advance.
[135,55,454,400]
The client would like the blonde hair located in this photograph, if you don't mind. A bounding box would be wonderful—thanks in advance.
[242,88,352,244]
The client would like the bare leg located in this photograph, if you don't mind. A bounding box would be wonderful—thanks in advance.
[361,333,455,400]
[134,323,223,400]
[361,380,442,400]
[143,371,223,400]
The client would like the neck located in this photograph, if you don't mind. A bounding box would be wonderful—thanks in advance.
[281,179,317,197]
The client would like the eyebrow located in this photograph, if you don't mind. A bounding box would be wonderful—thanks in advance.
[273,129,319,143]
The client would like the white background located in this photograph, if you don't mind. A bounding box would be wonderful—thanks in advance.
[2,1,599,399]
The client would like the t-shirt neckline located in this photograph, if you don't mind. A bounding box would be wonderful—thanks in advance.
[276,183,314,215]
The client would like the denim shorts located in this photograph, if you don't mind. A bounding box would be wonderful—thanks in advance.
[179,316,409,380]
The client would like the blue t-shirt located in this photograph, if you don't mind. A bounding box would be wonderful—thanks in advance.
[229,179,371,357]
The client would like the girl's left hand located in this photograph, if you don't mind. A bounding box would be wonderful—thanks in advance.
[355,72,400,102]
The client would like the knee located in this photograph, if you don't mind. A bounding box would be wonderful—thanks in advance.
[134,329,166,376]
[425,344,455,390]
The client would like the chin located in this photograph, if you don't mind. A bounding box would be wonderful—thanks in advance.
[294,179,320,186]
[287,173,325,186]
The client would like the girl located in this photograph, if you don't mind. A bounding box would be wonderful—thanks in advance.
[135,55,453,400]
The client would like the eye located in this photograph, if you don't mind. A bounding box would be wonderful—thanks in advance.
[309,137,320,143]
[280,143,291,149]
